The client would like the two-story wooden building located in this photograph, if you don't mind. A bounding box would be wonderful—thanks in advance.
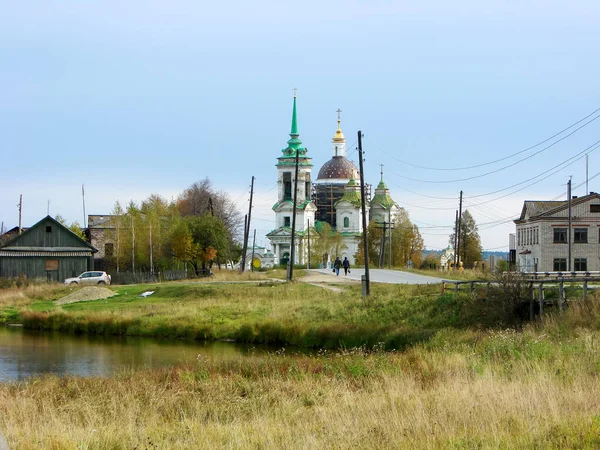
[514,193,600,272]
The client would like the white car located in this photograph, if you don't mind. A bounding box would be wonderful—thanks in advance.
[64,271,112,286]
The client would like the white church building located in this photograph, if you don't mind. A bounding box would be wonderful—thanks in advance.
[267,94,399,266]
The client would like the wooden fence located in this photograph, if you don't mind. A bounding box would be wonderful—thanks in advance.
[441,276,600,321]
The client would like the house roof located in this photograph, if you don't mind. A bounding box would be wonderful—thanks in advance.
[516,193,600,223]
[0,215,97,252]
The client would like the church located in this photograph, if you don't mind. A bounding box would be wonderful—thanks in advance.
[266,94,399,266]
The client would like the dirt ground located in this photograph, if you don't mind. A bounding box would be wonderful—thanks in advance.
[298,270,357,292]
[56,286,116,305]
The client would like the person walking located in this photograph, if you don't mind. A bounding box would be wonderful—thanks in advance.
[334,257,342,276]
[342,256,350,275]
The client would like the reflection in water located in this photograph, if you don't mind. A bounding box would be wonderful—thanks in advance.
[0,327,268,382]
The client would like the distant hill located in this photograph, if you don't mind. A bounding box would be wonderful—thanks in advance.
[424,249,507,260]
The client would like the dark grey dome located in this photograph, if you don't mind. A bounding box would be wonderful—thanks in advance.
[317,157,359,181]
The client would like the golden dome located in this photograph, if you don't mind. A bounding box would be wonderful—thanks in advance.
[332,119,345,142]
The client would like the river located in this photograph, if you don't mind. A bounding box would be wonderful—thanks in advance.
[0,326,279,382]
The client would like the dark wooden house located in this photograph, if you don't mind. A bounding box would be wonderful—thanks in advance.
[0,216,97,282]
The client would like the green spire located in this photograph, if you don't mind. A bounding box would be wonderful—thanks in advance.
[290,95,298,136]
[281,93,305,155]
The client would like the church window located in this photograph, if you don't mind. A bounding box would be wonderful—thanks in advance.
[284,216,290,227]
[283,173,292,200]
[305,175,311,201]
[343,217,349,228]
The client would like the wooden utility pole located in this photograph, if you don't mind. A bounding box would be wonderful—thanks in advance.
[307,219,311,269]
[251,229,256,272]
[287,151,300,281]
[453,210,458,268]
[241,215,247,272]
[18,194,23,234]
[456,191,463,269]
[568,178,572,271]
[240,176,255,273]
[358,130,370,296]
[388,209,392,269]
[379,221,387,268]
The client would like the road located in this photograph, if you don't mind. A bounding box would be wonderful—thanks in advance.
[313,268,444,284]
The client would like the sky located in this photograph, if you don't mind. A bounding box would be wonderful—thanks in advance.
[2,0,600,252]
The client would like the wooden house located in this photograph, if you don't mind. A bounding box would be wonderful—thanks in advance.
[0,216,97,282]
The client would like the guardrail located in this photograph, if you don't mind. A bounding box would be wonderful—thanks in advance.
[441,276,600,321]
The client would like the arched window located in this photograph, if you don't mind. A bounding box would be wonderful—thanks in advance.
[343,217,349,228]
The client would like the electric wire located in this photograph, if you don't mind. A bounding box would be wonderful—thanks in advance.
[368,105,600,172]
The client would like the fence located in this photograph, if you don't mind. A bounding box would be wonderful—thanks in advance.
[442,276,600,321]
[110,269,211,285]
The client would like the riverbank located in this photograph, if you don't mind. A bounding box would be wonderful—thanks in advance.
[2,309,600,448]
[0,278,516,350]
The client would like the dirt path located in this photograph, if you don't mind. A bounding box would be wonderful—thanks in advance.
[298,270,357,293]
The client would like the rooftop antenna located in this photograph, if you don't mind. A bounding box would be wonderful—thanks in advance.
[586,155,589,195]
[82,184,87,227]
[18,194,22,234]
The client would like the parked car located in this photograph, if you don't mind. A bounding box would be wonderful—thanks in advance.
[64,271,112,286]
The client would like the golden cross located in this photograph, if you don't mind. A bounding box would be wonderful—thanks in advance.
[336,108,342,121]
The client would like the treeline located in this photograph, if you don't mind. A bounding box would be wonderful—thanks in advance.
[102,179,242,275]
[355,208,425,267]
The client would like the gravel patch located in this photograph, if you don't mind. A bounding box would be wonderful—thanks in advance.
[56,286,116,305]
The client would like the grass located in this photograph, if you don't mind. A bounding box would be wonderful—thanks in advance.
[3,277,600,447]
[0,279,518,349]
[2,308,600,448]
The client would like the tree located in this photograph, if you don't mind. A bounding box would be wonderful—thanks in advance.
[355,220,382,266]
[391,208,424,267]
[310,222,347,266]
[185,215,229,274]
[449,209,482,268]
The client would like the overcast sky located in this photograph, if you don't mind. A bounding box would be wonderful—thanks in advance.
[2,1,600,251]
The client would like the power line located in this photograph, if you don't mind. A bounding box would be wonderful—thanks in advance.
[369,105,600,172]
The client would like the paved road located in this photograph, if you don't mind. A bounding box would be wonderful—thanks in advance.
[313,268,444,284]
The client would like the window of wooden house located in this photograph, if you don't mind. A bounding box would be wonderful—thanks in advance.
[574,228,588,243]
[553,228,567,243]
[46,226,52,233]
[590,204,600,213]
[575,258,588,271]
[553,258,567,271]
[45,260,58,271]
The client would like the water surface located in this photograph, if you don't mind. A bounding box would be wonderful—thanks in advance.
[0,327,274,382]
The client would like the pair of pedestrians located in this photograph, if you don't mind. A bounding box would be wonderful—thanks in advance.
[333,257,350,276]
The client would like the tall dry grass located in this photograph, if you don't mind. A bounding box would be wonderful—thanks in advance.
[0,284,68,308]
[1,327,600,449]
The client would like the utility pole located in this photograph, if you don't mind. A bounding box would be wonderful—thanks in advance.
[358,130,370,296]
[287,151,300,281]
[18,194,22,234]
[241,215,247,272]
[453,210,458,268]
[456,191,463,269]
[240,176,255,273]
[307,219,311,269]
[568,178,572,271]
[388,209,392,269]
[379,221,387,268]
[251,229,256,272]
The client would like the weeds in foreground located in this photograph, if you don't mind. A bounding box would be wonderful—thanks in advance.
[2,326,600,449]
